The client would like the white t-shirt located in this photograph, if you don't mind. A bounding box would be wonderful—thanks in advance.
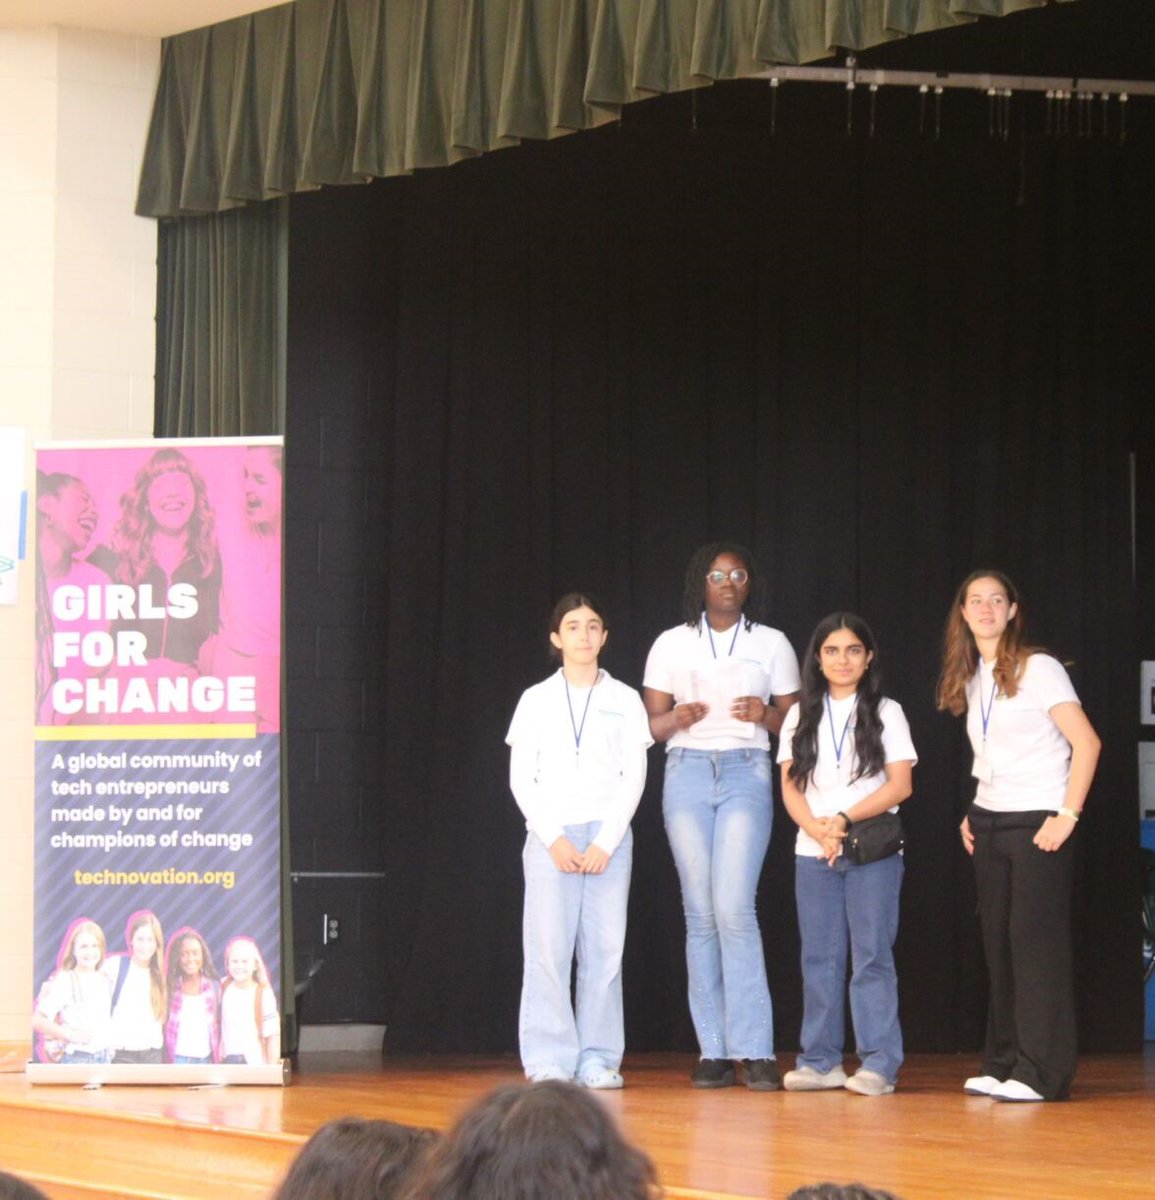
[172,990,213,1059]
[778,695,917,857]
[220,983,278,1063]
[644,617,800,751]
[506,669,652,855]
[37,968,113,1055]
[103,957,163,1051]
[966,653,1080,813]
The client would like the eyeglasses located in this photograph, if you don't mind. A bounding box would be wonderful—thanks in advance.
[705,569,749,587]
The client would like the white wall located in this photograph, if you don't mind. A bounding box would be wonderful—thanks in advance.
[0,24,158,1046]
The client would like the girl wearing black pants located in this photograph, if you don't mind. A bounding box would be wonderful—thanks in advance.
[937,570,1100,1102]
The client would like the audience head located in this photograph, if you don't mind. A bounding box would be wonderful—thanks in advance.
[401,1080,660,1200]
[273,1117,438,1200]
[0,1171,52,1200]
[787,1185,903,1200]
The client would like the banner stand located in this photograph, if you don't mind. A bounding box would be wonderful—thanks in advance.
[31,439,286,1087]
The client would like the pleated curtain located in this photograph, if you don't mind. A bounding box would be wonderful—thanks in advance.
[137,0,1058,219]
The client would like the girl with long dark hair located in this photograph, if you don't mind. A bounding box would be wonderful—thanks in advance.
[937,570,1099,1102]
[778,613,916,1096]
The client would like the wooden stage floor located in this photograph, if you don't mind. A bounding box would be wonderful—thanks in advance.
[1,1050,1153,1200]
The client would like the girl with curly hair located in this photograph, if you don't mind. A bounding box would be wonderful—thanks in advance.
[101,447,221,668]
[163,927,221,1064]
[643,541,800,1089]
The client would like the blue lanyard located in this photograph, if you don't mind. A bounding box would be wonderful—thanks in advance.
[979,672,998,742]
[565,679,595,760]
[706,617,741,659]
[826,692,859,768]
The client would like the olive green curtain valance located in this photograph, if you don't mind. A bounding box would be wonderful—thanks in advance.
[136,0,1056,218]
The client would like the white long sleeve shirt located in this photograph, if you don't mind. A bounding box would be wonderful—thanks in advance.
[506,669,652,855]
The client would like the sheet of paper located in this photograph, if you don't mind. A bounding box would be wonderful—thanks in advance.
[687,660,755,739]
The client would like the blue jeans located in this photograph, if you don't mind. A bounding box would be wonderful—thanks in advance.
[662,747,774,1059]
[520,821,632,1077]
[62,1049,111,1064]
[794,852,904,1083]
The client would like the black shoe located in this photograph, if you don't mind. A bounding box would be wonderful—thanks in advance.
[742,1058,782,1091]
[691,1058,736,1089]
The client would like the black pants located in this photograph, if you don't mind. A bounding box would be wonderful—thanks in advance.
[968,804,1076,1100]
[112,1047,164,1065]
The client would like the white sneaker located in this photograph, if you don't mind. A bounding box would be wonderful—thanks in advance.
[991,1078,1044,1103]
[783,1065,848,1091]
[527,1065,571,1083]
[963,1074,1001,1096]
[577,1065,624,1090]
[844,1069,895,1096]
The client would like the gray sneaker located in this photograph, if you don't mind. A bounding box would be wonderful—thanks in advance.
[783,1065,848,1091]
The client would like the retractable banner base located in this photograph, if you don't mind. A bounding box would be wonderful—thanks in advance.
[25,1058,290,1086]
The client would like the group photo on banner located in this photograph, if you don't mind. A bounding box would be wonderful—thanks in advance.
[30,438,285,1081]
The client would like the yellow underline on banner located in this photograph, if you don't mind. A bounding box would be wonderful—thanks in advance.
[35,724,258,741]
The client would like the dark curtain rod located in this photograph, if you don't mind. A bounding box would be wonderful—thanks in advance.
[754,60,1155,99]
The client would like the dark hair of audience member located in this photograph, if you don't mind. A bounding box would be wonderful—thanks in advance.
[0,1172,52,1200]
[787,1184,903,1200]
[273,1117,439,1200]
[400,1080,660,1200]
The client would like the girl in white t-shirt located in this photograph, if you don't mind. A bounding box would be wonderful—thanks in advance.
[506,592,652,1088]
[33,918,114,1064]
[779,613,916,1097]
[103,910,167,1063]
[643,542,800,1090]
[937,570,1100,1102]
[219,936,280,1064]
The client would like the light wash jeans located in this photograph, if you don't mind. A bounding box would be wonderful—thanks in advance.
[519,821,632,1078]
[794,851,904,1083]
[662,747,774,1060]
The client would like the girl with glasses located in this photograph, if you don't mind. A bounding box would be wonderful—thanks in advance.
[778,613,916,1097]
[937,570,1100,1102]
[506,593,652,1088]
[643,542,800,1089]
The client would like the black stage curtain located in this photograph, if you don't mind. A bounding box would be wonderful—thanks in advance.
[284,75,1152,1055]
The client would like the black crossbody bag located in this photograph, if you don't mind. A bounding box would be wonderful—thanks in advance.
[844,812,905,865]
